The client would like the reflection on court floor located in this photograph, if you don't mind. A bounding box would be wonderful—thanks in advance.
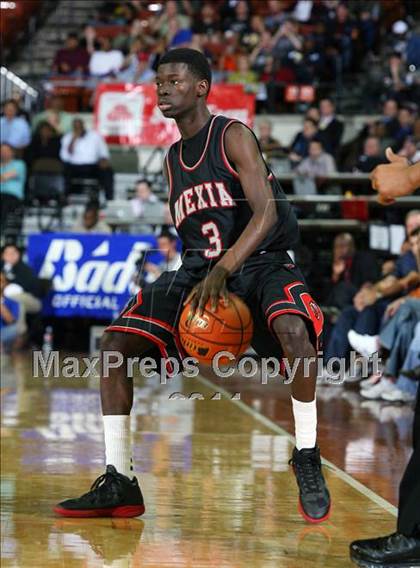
[1,354,396,567]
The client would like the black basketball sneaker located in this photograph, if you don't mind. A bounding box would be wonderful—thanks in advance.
[54,465,145,518]
[289,446,331,523]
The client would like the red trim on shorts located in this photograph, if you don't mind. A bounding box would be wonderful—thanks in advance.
[265,281,324,350]
[179,115,217,171]
[105,325,175,374]
[264,281,304,315]
[123,312,177,335]
[121,289,178,336]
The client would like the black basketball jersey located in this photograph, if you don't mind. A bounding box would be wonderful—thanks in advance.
[166,114,299,275]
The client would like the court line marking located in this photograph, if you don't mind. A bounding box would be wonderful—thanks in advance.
[197,375,398,517]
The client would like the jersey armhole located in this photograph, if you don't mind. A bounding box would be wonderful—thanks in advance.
[221,120,274,181]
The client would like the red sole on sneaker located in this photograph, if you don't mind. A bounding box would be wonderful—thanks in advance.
[53,504,145,518]
[298,499,331,524]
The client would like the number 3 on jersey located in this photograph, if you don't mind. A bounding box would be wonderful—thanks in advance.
[201,221,222,258]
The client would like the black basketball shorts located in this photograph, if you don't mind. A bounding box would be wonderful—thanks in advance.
[106,253,324,371]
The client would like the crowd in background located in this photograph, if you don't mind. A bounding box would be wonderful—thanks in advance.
[319,210,420,407]
[47,0,420,111]
[1,91,419,227]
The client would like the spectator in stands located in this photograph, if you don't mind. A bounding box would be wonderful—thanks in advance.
[306,106,321,123]
[112,19,144,52]
[144,231,182,283]
[5,89,31,123]
[353,136,385,173]
[32,95,72,135]
[399,136,420,164]
[228,53,260,93]
[130,179,159,218]
[249,29,274,74]
[152,0,191,39]
[25,122,61,166]
[258,120,284,161]
[325,233,380,311]
[224,0,251,37]
[117,39,155,84]
[289,118,319,166]
[325,2,356,71]
[0,144,26,231]
[192,3,220,38]
[380,99,400,138]
[52,32,90,75]
[89,36,124,78]
[393,107,415,150]
[323,210,420,370]
[71,202,112,234]
[383,52,409,102]
[0,272,21,353]
[264,0,286,32]
[0,100,31,151]
[0,244,44,321]
[318,98,344,157]
[297,36,325,84]
[296,139,336,177]
[60,118,114,200]
[271,19,303,63]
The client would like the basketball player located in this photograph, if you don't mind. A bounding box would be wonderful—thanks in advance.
[54,48,330,523]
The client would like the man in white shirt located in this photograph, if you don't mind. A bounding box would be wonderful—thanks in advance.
[89,37,124,77]
[60,118,114,199]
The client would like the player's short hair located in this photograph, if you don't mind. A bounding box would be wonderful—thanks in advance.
[158,48,212,91]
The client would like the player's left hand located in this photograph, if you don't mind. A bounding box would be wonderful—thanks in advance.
[184,265,230,317]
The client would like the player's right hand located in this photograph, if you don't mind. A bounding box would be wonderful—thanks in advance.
[184,265,230,317]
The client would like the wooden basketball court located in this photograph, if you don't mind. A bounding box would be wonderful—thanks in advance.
[1,353,403,567]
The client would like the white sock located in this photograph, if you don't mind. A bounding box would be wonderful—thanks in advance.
[291,397,317,451]
[103,415,133,478]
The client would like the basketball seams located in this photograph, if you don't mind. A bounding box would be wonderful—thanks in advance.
[178,294,253,360]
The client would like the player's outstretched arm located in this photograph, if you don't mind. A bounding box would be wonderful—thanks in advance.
[186,123,278,316]
[371,147,420,204]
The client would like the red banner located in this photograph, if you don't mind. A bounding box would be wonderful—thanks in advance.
[94,84,255,146]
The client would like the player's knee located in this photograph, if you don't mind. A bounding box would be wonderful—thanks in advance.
[272,314,311,355]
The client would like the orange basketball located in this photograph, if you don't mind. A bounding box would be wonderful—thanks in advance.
[178,293,254,364]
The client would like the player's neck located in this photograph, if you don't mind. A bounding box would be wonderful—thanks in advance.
[176,106,212,140]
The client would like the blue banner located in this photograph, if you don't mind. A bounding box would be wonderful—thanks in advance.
[27,233,161,319]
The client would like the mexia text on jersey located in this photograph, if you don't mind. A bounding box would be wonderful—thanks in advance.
[173,181,236,228]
